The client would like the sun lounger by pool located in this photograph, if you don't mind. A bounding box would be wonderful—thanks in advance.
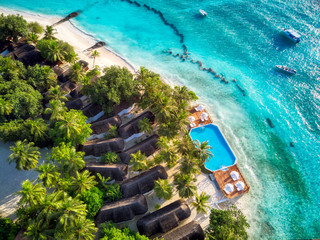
[190,122,196,128]
[200,112,208,122]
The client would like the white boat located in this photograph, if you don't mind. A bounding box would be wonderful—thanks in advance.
[199,9,207,16]
[282,28,301,43]
[275,65,296,75]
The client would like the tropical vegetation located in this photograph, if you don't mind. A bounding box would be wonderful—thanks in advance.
[206,206,250,240]
[0,217,19,240]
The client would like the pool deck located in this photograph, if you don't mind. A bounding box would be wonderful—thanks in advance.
[188,108,212,128]
[188,107,250,200]
[213,165,250,199]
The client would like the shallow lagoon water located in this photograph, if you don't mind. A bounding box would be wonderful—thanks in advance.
[1,0,320,238]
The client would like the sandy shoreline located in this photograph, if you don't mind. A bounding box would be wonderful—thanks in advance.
[0,7,137,73]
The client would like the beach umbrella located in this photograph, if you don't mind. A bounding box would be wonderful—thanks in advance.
[230,171,240,181]
[224,183,234,194]
[235,181,245,191]
[196,105,204,111]
[188,116,196,122]
[201,112,208,118]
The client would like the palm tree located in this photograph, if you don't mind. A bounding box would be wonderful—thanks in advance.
[45,41,66,63]
[25,118,49,143]
[174,173,197,198]
[45,100,68,123]
[180,156,201,176]
[44,25,57,40]
[71,170,97,195]
[194,140,213,165]
[91,50,100,67]
[46,86,68,102]
[130,151,148,171]
[160,148,178,168]
[17,180,46,208]
[56,193,87,231]
[154,179,173,200]
[0,98,13,115]
[27,32,39,44]
[157,136,169,149]
[7,140,41,171]
[70,62,86,83]
[24,219,51,240]
[36,162,59,187]
[175,135,196,157]
[191,192,210,214]
[71,218,97,240]
[107,125,118,139]
[50,143,85,177]
[138,117,153,135]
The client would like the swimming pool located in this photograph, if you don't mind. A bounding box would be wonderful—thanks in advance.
[189,124,236,171]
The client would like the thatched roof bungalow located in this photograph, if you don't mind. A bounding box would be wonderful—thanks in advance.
[120,165,167,198]
[85,162,128,181]
[118,111,155,139]
[91,115,122,135]
[136,199,191,237]
[65,98,84,110]
[119,135,158,164]
[95,194,148,224]
[58,69,71,83]
[160,221,205,240]
[82,138,125,156]
[6,44,44,66]
[82,103,103,118]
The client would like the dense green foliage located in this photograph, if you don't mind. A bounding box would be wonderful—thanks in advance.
[0,14,28,42]
[104,183,123,202]
[36,39,76,63]
[81,187,104,219]
[50,109,92,146]
[101,151,120,164]
[25,64,57,92]
[206,206,249,240]
[27,21,43,35]
[83,66,138,114]
[0,217,20,240]
[100,222,150,240]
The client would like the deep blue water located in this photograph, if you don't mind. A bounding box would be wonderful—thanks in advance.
[190,124,236,171]
[1,0,320,239]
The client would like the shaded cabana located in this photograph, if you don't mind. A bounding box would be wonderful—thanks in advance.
[95,194,148,224]
[136,199,191,237]
[82,138,125,156]
[85,162,127,181]
[18,50,43,67]
[91,115,122,135]
[78,60,89,71]
[120,165,167,198]
[160,221,205,240]
[65,98,84,110]
[118,111,155,139]
[82,103,103,118]
[58,69,71,83]
[119,135,158,164]
[6,44,35,59]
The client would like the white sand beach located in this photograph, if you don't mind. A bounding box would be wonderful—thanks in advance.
[0,7,137,73]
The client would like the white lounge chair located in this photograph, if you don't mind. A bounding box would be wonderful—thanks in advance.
[201,112,208,122]
[190,122,196,128]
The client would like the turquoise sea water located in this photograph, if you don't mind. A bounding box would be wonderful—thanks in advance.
[1,0,320,238]
[190,124,236,171]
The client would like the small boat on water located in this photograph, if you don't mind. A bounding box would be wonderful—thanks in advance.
[282,28,301,43]
[199,9,207,16]
[275,65,296,75]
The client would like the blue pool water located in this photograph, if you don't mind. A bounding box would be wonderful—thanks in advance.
[190,124,236,171]
[1,1,320,239]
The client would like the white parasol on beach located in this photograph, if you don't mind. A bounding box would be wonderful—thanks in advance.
[235,181,245,191]
[195,105,204,111]
[188,116,196,122]
[224,183,234,194]
[230,171,240,181]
